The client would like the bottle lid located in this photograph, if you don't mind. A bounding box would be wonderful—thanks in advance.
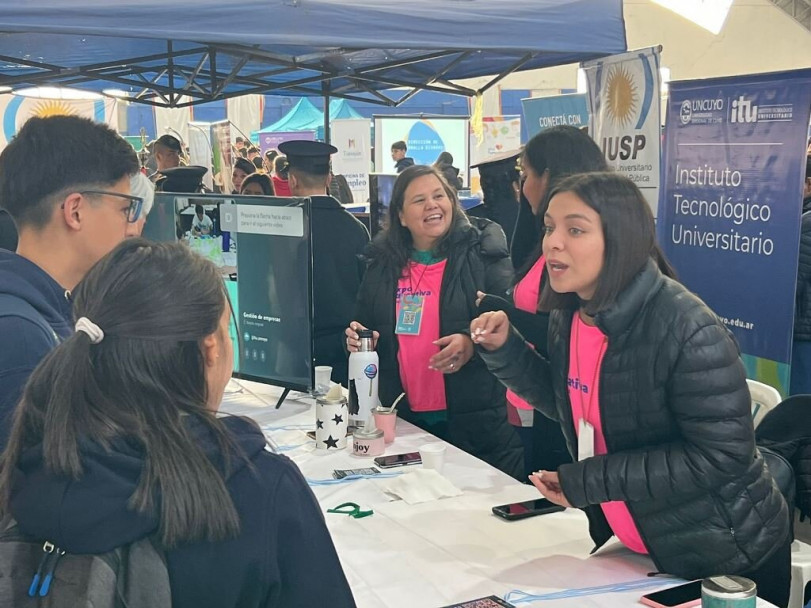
[702,576,756,598]
[358,329,373,339]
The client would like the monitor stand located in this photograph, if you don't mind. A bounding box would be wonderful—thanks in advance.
[275,388,290,410]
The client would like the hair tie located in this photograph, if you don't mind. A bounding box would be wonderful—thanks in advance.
[75,317,104,344]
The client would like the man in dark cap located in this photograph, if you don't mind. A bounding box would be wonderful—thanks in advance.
[468,150,521,248]
[278,140,370,386]
[149,134,183,183]
[156,165,208,193]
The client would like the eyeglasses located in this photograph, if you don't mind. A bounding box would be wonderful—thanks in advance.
[79,190,144,223]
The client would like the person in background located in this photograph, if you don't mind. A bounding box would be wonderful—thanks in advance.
[240,173,275,196]
[476,129,609,477]
[129,171,155,236]
[467,150,521,249]
[472,172,790,606]
[263,149,279,174]
[247,146,260,162]
[279,140,369,385]
[191,204,213,236]
[232,157,256,194]
[0,209,17,252]
[391,140,415,174]
[346,164,523,479]
[329,170,354,205]
[510,126,608,270]
[433,151,463,191]
[149,134,183,183]
[791,155,811,395]
[0,115,140,450]
[0,239,357,608]
[272,155,292,196]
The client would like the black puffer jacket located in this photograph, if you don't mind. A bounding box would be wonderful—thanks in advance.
[355,217,523,479]
[480,261,789,579]
[794,196,811,341]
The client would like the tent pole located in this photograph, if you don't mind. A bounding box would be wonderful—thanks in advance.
[322,80,331,144]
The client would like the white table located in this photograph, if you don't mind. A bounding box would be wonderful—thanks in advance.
[220,379,774,608]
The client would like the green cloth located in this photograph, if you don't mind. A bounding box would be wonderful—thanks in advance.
[410,249,444,265]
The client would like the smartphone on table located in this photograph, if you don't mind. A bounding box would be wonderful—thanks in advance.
[639,580,702,608]
[373,452,422,468]
[491,498,565,521]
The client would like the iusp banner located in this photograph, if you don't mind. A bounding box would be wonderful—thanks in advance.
[582,47,661,214]
[331,119,371,205]
[657,69,811,394]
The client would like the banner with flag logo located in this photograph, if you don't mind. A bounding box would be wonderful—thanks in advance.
[582,47,662,214]
[0,94,119,149]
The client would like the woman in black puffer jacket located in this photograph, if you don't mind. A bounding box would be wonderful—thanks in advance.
[346,165,523,479]
[472,173,790,607]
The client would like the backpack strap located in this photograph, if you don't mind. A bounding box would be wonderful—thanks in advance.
[0,294,59,347]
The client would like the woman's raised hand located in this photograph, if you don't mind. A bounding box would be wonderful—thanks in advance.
[469,310,510,351]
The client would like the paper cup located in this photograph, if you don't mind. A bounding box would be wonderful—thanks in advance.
[419,443,447,472]
[372,407,397,444]
[315,396,348,450]
[314,365,333,395]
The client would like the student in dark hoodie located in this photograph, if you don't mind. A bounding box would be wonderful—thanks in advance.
[0,115,141,449]
[0,239,357,608]
[391,140,415,173]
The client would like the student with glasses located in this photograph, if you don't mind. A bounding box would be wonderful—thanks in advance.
[0,115,141,450]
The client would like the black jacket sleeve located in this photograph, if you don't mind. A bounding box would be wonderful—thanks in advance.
[477,294,549,355]
[266,460,356,608]
[509,196,539,270]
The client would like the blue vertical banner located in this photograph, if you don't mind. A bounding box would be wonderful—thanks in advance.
[582,47,662,215]
[521,93,589,138]
[658,69,811,395]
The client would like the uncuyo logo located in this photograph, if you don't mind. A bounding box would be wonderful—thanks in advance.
[364,364,378,380]
[679,100,692,125]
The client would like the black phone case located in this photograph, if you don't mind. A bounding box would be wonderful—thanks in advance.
[373,454,422,468]
[491,502,565,521]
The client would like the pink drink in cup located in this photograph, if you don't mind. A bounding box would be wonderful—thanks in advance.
[372,407,397,443]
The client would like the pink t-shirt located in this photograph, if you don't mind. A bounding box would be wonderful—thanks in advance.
[568,314,648,554]
[506,255,546,417]
[396,260,448,412]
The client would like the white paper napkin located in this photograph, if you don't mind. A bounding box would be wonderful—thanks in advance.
[377,468,463,504]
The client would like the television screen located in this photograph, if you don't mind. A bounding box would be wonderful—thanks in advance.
[368,173,398,236]
[149,193,314,393]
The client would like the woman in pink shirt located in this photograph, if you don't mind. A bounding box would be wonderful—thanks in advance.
[477,127,608,478]
[345,165,523,479]
[472,173,790,607]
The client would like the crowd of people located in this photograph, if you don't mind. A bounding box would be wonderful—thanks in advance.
[0,115,806,607]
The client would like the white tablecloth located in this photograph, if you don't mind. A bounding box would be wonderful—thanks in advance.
[220,379,774,608]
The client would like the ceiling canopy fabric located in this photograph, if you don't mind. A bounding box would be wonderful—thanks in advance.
[0,0,626,107]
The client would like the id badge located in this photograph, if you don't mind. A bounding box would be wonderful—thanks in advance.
[395,294,424,335]
[577,419,595,461]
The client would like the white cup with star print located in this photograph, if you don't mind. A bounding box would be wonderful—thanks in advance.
[315,394,348,450]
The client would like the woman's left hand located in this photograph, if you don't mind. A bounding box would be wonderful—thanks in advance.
[429,333,474,374]
[529,470,573,508]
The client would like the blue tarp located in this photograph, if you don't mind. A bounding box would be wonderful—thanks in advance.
[0,0,626,105]
[259,99,363,132]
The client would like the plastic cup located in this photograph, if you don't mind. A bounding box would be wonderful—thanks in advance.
[372,407,397,444]
[419,443,447,473]
[314,365,333,395]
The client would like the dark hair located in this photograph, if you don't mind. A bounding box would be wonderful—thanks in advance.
[434,151,453,166]
[247,146,259,155]
[240,172,274,196]
[539,172,676,316]
[233,157,256,176]
[370,164,468,273]
[194,204,204,214]
[273,155,289,178]
[0,239,243,547]
[516,126,609,282]
[0,116,138,229]
[805,155,811,180]
[391,140,407,152]
[264,149,279,162]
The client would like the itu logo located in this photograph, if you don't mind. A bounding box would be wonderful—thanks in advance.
[730,95,758,123]
[364,364,378,380]
[679,100,692,125]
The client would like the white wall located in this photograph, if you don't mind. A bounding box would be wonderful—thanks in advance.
[458,0,811,96]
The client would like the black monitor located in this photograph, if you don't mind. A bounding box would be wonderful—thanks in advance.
[368,173,398,236]
[148,193,314,396]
